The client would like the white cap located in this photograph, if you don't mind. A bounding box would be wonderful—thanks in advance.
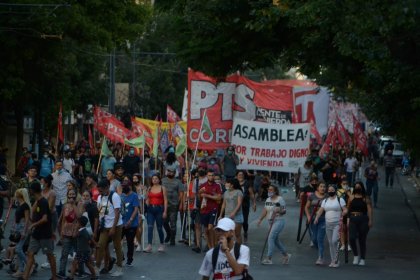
[215,218,235,232]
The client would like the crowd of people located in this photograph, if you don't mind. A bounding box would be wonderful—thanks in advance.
[0,137,404,279]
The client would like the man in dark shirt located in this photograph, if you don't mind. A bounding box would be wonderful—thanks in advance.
[22,182,56,280]
[122,148,141,176]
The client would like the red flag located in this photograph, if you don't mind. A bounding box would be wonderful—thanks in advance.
[308,115,322,144]
[167,105,181,123]
[335,115,351,146]
[93,106,130,144]
[58,102,64,143]
[319,125,336,158]
[88,125,95,155]
[353,114,368,155]
[131,117,154,149]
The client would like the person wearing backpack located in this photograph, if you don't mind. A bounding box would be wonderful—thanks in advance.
[199,218,251,280]
[95,180,124,277]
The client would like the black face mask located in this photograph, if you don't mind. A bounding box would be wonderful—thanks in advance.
[328,191,336,197]
[167,174,175,179]
[122,187,131,194]
[353,188,362,194]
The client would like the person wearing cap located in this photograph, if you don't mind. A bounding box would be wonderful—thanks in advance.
[161,166,185,245]
[198,217,250,280]
[22,182,57,280]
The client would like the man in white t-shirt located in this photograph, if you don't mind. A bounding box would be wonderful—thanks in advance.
[96,180,124,277]
[199,218,250,280]
[344,153,358,186]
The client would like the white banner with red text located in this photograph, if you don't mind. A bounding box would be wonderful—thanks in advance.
[231,119,311,172]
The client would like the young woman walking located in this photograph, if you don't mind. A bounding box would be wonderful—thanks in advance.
[258,185,291,265]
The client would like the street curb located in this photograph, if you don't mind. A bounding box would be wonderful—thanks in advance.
[397,173,420,232]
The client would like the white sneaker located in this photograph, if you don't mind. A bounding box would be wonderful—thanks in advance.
[110,266,124,277]
[136,245,142,252]
[339,245,345,251]
[41,262,50,269]
[261,258,273,265]
[358,259,365,266]
[348,245,352,251]
[353,256,359,265]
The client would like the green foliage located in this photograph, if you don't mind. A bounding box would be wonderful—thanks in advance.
[168,0,420,155]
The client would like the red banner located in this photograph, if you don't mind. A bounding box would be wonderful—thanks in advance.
[235,76,294,123]
[335,115,351,146]
[93,107,130,144]
[187,70,237,149]
[88,125,95,155]
[187,70,295,150]
[131,117,154,149]
[167,105,181,123]
[353,114,368,156]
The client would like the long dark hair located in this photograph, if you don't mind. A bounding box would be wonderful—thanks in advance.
[165,152,176,165]
[353,181,367,196]
[226,178,242,191]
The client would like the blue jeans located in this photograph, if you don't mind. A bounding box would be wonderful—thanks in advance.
[147,205,164,245]
[310,216,326,259]
[366,179,378,206]
[15,223,26,272]
[346,172,354,186]
[267,218,287,257]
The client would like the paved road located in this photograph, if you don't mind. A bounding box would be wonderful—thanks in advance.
[1,166,419,280]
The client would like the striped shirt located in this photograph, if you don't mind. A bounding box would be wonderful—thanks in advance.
[52,170,73,205]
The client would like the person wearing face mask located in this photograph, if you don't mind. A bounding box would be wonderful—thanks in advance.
[207,157,221,175]
[57,189,80,279]
[258,185,291,265]
[219,178,243,243]
[222,146,239,180]
[314,185,347,268]
[120,180,139,266]
[161,167,185,245]
[305,182,327,265]
[132,174,146,251]
[164,148,180,178]
[122,148,141,177]
[364,161,379,208]
[40,150,55,178]
[52,161,73,219]
[347,182,373,266]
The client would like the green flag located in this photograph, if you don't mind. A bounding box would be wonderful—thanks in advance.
[175,135,187,157]
[202,110,213,137]
[100,139,113,157]
[152,126,159,157]
[124,135,145,149]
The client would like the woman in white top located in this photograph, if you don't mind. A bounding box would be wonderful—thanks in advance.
[314,184,347,267]
[258,185,291,265]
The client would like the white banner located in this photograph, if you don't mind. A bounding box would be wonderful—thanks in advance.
[231,119,311,172]
[294,86,330,137]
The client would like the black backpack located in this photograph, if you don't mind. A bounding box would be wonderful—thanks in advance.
[211,243,253,280]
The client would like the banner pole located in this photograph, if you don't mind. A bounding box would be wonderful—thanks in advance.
[142,146,145,250]
[96,136,105,175]
[191,109,206,169]
[185,148,191,246]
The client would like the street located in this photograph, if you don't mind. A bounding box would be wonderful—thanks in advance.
[1,167,419,280]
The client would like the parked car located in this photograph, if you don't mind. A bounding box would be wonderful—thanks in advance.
[379,140,404,166]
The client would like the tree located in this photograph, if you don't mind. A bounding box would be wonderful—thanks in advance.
[0,0,152,168]
[166,0,420,155]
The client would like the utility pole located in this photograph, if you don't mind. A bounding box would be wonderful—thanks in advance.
[109,48,116,114]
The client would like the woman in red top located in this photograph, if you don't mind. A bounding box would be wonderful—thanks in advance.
[144,174,167,253]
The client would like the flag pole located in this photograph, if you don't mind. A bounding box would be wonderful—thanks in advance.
[185,147,191,246]
[142,145,145,250]
[96,136,105,175]
[191,109,206,169]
